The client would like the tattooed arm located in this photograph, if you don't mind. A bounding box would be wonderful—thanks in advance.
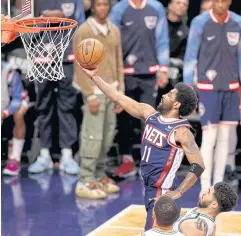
[165,126,204,200]
[180,218,209,236]
[77,66,156,120]
[175,126,205,195]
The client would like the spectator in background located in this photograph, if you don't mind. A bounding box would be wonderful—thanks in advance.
[199,0,239,191]
[1,61,28,176]
[109,0,169,178]
[224,86,241,188]
[73,0,124,199]
[156,0,189,106]
[83,0,92,12]
[184,0,241,195]
[28,0,85,175]
[200,0,213,13]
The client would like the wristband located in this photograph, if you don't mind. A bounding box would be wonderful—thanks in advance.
[189,163,204,178]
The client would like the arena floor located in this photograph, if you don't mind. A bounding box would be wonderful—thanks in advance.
[1,169,241,236]
[87,205,241,236]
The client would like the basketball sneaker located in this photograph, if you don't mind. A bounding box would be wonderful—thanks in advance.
[28,156,53,173]
[59,156,80,175]
[98,176,120,193]
[114,155,137,178]
[2,158,20,176]
[75,181,107,199]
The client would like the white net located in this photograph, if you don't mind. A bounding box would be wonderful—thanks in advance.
[18,18,76,83]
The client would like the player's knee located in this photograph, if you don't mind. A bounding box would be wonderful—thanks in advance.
[202,125,218,146]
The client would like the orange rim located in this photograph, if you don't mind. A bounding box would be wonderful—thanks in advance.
[1,15,77,44]
[14,17,78,33]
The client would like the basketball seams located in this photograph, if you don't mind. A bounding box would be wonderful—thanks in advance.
[87,44,105,67]
[86,39,95,65]
[76,44,87,65]
[82,39,88,64]
[76,38,105,69]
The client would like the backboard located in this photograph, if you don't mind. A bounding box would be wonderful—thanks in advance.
[1,0,34,20]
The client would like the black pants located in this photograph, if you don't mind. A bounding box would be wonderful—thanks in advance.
[118,74,156,156]
[36,63,77,149]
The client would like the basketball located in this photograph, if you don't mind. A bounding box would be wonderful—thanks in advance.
[75,38,105,69]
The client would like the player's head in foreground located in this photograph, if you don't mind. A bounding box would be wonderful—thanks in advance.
[198,182,238,215]
[157,82,198,117]
[153,196,180,228]
[212,0,231,16]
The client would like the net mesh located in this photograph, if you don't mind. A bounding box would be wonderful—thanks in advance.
[18,19,76,83]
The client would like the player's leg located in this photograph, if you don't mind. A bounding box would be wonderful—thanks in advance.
[226,86,240,178]
[28,79,54,173]
[57,63,79,175]
[114,75,138,177]
[144,186,162,231]
[97,96,120,193]
[226,126,237,172]
[76,94,107,199]
[213,91,239,185]
[199,91,220,194]
[3,105,27,175]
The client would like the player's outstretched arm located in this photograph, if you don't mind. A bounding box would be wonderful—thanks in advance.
[180,218,209,236]
[78,65,156,120]
[174,126,205,196]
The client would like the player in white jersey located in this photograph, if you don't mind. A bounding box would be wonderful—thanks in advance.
[174,182,238,236]
[142,196,183,236]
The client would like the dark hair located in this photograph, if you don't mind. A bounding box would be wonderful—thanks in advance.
[174,82,198,117]
[154,196,180,227]
[214,182,238,212]
[91,0,112,9]
[201,0,212,3]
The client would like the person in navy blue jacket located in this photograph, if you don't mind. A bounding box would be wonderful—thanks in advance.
[184,0,241,195]
[109,0,170,178]
[28,0,85,175]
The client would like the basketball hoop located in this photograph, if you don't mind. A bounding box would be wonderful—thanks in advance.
[1,15,78,82]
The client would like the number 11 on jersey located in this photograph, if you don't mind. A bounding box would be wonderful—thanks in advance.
[142,145,151,162]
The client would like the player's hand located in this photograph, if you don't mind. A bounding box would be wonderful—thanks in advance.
[164,190,182,200]
[77,62,98,79]
[87,98,99,114]
[156,71,168,88]
[115,104,123,114]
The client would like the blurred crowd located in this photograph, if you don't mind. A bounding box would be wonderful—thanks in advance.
[1,0,241,199]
